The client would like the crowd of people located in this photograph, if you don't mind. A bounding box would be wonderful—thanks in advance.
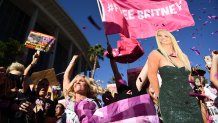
[0,29,218,123]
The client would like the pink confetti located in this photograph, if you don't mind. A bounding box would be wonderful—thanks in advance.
[190,47,200,55]
[208,16,218,20]
[211,30,218,35]
[195,50,200,55]
[195,64,200,67]
[194,70,199,74]
[198,16,202,20]
[211,15,217,18]
[203,21,209,26]
[192,36,196,39]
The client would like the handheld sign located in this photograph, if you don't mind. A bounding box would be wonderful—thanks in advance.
[31,68,58,86]
[25,31,55,52]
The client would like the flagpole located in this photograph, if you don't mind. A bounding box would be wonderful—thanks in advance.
[96,0,103,20]
[96,0,110,44]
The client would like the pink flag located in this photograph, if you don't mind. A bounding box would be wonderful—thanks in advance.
[104,34,144,63]
[99,0,195,38]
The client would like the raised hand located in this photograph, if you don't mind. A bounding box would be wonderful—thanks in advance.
[31,51,40,65]
[70,54,79,64]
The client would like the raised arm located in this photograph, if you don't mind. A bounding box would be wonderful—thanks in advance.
[24,51,40,76]
[107,43,123,87]
[210,51,218,88]
[147,50,161,99]
[23,51,40,92]
[136,60,148,91]
[63,54,79,97]
[110,59,122,84]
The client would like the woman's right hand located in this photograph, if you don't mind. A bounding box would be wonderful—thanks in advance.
[149,86,159,105]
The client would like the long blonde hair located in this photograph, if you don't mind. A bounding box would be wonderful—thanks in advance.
[156,29,191,71]
[66,74,105,100]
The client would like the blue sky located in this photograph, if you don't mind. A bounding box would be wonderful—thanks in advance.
[58,0,218,88]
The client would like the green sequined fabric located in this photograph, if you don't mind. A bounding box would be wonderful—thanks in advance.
[158,66,203,123]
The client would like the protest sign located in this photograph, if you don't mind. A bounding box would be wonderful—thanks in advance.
[25,31,55,52]
[31,68,58,86]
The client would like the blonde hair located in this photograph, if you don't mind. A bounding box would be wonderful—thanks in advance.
[66,74,105,100]
[6,62,25,73]
[156,29,191,71]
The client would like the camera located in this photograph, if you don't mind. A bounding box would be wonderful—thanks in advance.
[6,73,23,89]
[0,73,23,99]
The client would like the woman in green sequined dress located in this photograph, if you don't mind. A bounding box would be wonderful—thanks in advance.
[147,30,203,123]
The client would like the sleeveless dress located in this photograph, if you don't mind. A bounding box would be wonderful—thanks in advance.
[159,66,203,123]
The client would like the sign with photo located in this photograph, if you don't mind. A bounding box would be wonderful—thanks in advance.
[25,31,55,52]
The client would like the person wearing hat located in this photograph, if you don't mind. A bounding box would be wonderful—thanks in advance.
[32,78,56,123]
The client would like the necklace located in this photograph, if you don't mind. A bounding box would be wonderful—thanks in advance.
[169,52,177,57]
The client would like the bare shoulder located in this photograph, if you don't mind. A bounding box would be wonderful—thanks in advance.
[148,50,161,59]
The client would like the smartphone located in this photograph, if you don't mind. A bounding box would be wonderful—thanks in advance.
[47,92,51,99]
